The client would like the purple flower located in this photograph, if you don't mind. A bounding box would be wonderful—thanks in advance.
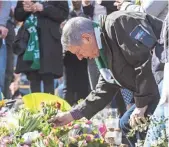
[94,134,100,138]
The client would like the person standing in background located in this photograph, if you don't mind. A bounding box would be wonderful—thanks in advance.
[96,0,118,15]
[4,1,17,99]
[14,1,69,94]
[63,0,89,106]
[0,1,12,98]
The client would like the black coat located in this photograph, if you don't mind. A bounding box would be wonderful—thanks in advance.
[75,11,162,119]
[100,1,118,15]
[14,1,69,78]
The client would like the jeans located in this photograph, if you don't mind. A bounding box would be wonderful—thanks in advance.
[158,80,163,96]
[0,43,7,92]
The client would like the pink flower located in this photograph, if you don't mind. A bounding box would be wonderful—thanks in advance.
[99,124,107,137]
[40,133,44,137]
[67,122,73,127]
[2,136,12,144]
[86,135,94,142]
[86,120,92,125]
[73,124,80,129]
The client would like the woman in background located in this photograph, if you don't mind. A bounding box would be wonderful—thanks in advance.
[14,1,69,94]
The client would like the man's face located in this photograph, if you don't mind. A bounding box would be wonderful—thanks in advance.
[68,33,99,60]
[72,0,82,10]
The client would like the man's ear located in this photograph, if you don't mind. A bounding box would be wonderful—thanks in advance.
[81,33,92,44]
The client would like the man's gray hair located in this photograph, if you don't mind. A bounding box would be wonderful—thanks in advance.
[61,17,94,50]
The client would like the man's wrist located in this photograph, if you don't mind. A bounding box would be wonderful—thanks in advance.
[66,112,74,122]
[70,109,84,120]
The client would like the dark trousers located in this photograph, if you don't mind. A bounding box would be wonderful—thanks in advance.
[4,20,15,98]
[63,52,89,106]
[120,101,158,147]
[27,71,54,94]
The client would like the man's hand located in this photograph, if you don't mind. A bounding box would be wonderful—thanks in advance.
[129,105,148,128]
[0,26,8,39]
[23,1,34,12]
[48,112,74,127]
[114,0,124,9]
[32,2,44,13]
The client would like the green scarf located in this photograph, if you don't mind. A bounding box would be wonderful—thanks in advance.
[93,22,121,86]
[23,14,40,70]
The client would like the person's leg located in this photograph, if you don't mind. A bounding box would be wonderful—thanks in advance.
[63,53,78,105]
[62,68,75,105]
[42,74,54,94]
[120,104,136,147]
[75,59,89,102]
[27,71,41,93]
[4,42,14,99]
[57,83,64,98]
[0,43,7,93]
[4,20,15,98]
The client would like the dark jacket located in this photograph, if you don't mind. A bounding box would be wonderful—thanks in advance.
[75,11,162,119]
[100,1,117,15]
[14,1,69,78]
[82,1,117,19]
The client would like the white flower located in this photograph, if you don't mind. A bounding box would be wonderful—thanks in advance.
[151,140,158,146]
[161,130,166,139]
[22,131,40,144]
[2,112,19,130]
[157,138,164,145]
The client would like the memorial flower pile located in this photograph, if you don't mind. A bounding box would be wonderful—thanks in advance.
[0,102,109,147]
